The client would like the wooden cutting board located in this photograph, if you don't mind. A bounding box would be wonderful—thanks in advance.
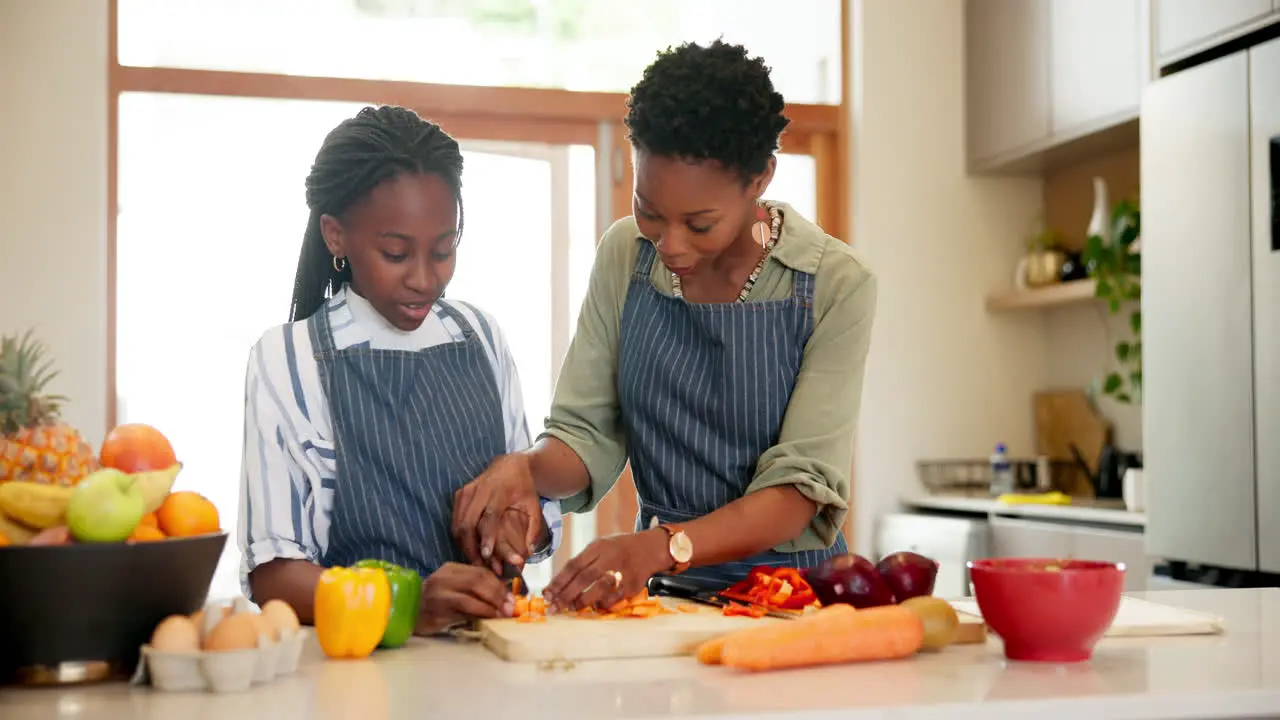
[1033,390,1112,495]
[948,596,1225,637]
[479,599,988,662]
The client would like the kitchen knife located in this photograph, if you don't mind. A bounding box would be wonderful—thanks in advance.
[647,575,799,620]
[499,561,528,595]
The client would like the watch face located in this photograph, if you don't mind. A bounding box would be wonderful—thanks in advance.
[669,532,693,563]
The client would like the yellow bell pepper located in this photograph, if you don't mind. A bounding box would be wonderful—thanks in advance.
[314,566,392,659]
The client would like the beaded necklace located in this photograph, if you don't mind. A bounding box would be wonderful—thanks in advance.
[671,203,782,303]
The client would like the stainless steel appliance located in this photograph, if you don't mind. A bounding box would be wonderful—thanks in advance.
[1143,36,1280,585]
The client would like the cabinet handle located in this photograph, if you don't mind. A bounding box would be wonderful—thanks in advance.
[1271,136,1278,253]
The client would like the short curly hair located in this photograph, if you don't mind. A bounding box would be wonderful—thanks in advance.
[624,39,790,182]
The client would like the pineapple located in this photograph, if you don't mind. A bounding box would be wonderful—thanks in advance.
[0,331,99,486]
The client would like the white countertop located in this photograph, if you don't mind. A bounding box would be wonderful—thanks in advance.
[4,589,1280,719]
[904,493,1147,527]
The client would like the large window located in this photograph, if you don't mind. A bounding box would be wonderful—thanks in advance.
[112,0,847,595]
[116,94,599,596]
[117,0,843,104]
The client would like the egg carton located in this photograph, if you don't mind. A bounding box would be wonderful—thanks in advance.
[130,596,311,694]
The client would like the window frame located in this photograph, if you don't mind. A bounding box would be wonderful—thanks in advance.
[106,0,854,558]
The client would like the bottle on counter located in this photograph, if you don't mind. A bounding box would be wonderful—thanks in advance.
[989,443,1014,497]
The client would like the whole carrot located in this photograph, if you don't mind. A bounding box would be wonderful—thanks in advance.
[696,635,728,665]
[719,604,924,672]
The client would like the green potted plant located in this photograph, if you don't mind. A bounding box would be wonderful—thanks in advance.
[1083,199,1141,404]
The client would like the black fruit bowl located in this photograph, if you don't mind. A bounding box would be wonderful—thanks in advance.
[0,531,227,684]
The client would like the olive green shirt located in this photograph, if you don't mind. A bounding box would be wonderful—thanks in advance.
[541,201,878,553]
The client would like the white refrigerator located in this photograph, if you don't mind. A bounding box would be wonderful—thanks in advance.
[1142,36,1280,577]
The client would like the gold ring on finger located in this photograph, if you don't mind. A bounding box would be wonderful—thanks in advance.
[609,570,623,589]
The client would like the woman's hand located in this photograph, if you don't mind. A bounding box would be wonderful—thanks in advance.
[543,530,670,613]
[415,562,515,636]
[452,453,546,573]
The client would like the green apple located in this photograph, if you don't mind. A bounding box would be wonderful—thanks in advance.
[66,468,146,543]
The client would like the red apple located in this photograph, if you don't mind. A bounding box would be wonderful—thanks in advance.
[876,551,940,602]
[807,554,896,609]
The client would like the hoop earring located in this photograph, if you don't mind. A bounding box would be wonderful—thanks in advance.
[750,202,770,247]
[332,255,347,272]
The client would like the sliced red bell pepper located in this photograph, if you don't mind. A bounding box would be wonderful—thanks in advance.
[771,567,807,586]
[777,586,817,609]
[719,566,822,611]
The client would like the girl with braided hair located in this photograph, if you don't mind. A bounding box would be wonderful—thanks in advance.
[237,105,562,633]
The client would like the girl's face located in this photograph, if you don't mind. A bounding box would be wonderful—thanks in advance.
[320,172,459,331]
[632,151,774,278]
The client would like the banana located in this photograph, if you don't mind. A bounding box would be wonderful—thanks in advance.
[0,482,73,530]
[0,511,37,544]
[132,462,183,514]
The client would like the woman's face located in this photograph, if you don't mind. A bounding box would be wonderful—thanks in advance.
[320,172,459,331]
[632,151,774,277]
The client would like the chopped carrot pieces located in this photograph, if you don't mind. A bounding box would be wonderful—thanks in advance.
[562,589,680,620]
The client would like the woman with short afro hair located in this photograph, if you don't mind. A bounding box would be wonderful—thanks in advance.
[452,40,878,608]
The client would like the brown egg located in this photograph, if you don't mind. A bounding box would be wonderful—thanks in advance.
[202,613,259,652]
[260,600,301,638]
[191,603,234,639]
[246,611,277,642]
[150,615,200,653]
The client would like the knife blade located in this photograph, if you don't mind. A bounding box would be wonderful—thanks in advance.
[647,575,800,620]
[499,561,528,596]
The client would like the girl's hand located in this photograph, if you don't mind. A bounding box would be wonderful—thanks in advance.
[415,562,515,636]
[452,454,546,573]
[543,531,670,613]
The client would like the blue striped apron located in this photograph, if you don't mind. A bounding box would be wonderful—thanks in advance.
[618,239,848,589]
[309,300,507,579]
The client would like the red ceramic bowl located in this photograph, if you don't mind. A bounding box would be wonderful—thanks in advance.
[968,557,1124,662]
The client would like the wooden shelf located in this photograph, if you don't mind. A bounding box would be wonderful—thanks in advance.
[985,279,1100,313]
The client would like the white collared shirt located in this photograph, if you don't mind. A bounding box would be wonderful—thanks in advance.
[237,286,561,595]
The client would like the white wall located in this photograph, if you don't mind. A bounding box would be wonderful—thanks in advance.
[1046,309,1143,451]
[849,0,1049,555]
[0,0,110,446]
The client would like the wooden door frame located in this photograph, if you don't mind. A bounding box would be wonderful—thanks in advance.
[106,0,855,559]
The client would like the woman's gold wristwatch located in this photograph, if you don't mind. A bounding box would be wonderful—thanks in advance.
[657,524,693,573]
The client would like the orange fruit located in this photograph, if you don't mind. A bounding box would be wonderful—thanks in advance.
[128,524,166,543]
[139,512,159,527]
[156,491,220,537]
[100,423,177,473]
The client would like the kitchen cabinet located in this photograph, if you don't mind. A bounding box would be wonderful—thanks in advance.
[1142,45,1276,573]
[1153,0,1276,66]
[1049,0,1142,136]
[965,0,1142,173]
[964,0,1050,166]
[1074,526,1152,592]
[989,516,1151,591]
[990,516,1074,558]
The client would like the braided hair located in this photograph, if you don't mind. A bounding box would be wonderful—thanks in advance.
[625,39,789,183]
[288,105,465,323]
